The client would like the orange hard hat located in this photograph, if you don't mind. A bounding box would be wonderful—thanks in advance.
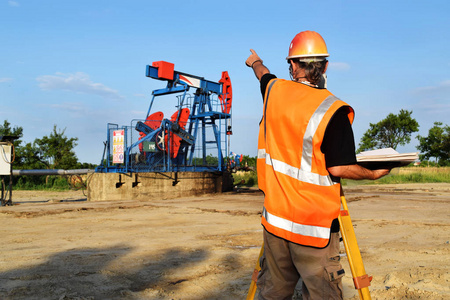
[286,31,329,61]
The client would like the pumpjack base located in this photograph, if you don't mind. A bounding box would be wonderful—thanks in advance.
[87,171,234,202]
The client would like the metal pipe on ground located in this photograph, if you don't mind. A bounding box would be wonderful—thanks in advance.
[12,169,93,176]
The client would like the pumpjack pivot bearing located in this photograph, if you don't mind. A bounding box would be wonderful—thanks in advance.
[171,123,180,133]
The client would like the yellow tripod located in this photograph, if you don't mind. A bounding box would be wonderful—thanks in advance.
[246,187,372,300]
[338,186,372,299]
[246,245,264,300]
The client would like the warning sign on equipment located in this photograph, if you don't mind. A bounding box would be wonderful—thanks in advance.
[113,130,124,164]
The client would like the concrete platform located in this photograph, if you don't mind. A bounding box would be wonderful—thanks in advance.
[87,171,234,201]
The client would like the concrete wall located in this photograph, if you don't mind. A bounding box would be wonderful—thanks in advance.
[87,171,234,201]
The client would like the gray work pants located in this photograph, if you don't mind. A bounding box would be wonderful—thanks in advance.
[257,228,344,300]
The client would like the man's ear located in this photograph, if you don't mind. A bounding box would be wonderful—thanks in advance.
[323,61,329,73]
[289,60,298,73]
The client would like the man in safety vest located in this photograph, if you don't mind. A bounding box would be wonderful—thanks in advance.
[245,31,390,299]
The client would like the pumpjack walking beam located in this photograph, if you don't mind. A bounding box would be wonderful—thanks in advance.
[246,187,372,300]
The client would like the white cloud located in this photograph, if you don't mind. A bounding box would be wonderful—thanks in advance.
[36,72,124,100]
[133,93,147,98]
[49,102,87,114]
[130,110,147,119]
[8,1,19,7]
[328,62,350,71]
[0,78,13,83]
[414,79,450,94]
[415,99,450,115]
[411,80,450,117]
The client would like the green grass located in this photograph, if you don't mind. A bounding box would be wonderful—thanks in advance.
[9,167,449,191]
[373,167,449,184]
[10,175,80,191]
[232,171,258,187]
[234,167,450,187]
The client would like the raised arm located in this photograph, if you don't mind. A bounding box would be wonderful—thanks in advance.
[246,49,270,81]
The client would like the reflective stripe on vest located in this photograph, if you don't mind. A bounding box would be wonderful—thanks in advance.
[262,207,330,239]
[257,148,334,186]
[258,95,341,187]
[301,96,338,173]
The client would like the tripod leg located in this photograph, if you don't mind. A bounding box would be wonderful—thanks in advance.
[339,187,372,299]
[246,243,264,300]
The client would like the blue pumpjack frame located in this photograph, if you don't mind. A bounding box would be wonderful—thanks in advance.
[96,64,231,174]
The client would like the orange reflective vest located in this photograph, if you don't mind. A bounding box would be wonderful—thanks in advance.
[257,78,354,248]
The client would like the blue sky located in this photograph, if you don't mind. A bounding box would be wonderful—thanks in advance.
[1,0,449,164]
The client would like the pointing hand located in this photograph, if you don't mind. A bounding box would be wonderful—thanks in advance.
[245,49,263,68]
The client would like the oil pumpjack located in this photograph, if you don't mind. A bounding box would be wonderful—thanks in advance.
[95,61,233,175]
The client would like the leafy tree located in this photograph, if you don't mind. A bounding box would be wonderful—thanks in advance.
[206,154,219,165]
[192,154,219,166]
[17,142,47,169]
[1,120,93,189]
[241,155,257,168]
[0,120,44,187]
[75,162,97,169]
[416,122,449,165]
[0,120,23,142]
[0,120,25,166]
[357,109,419,153]
[34,125,79,169]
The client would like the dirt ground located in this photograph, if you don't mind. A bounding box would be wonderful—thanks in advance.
[0,183,449,300]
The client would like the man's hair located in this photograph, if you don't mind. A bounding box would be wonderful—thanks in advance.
[291,59,328,86]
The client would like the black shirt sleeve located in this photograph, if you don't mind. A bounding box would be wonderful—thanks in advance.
[321,107,357,168]
[260,73,277,99]
[323,107,357,233]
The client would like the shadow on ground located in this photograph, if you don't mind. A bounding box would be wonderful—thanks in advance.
[0,244,248,299]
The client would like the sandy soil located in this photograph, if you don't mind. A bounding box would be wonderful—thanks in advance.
[0,183,449,300]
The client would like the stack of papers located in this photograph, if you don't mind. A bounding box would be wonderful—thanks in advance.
[356,148,419,169]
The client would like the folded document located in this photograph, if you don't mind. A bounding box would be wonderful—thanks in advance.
[356,148,419,169]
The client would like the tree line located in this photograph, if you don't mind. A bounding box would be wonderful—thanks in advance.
[1,120,95,170]
[2,109,449,173]
[1,120,96,189]
[357,109,449,166]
